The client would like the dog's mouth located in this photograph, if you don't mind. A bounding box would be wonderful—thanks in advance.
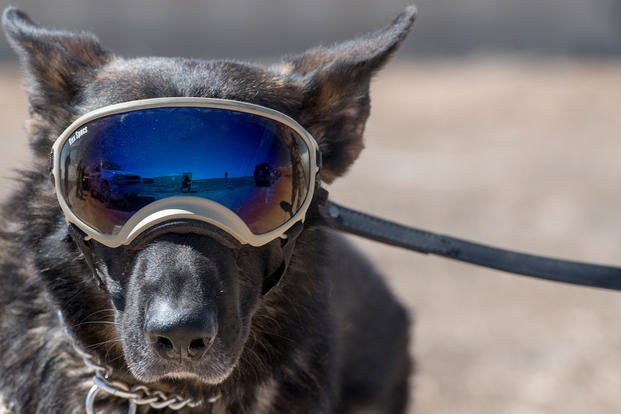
[136,359,238,385]
[153,358,239,384]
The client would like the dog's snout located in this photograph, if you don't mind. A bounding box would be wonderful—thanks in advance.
[145,302,217,361]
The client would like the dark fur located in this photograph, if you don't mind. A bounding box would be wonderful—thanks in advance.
[0,6,415,413]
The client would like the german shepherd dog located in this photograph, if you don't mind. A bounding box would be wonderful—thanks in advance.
[0,6,415,413]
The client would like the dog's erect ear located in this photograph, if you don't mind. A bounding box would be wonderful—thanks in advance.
[280,6,416,183]
[2,7,112,113]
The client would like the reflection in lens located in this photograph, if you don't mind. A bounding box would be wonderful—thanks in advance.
[59,106,310,236]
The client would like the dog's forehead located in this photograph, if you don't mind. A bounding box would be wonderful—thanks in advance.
[81,56,302,115]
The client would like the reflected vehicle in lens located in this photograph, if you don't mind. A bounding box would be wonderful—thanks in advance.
[83,159,143,205]
[253,163,281,187]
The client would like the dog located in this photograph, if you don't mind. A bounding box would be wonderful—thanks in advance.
[0,6,415,413]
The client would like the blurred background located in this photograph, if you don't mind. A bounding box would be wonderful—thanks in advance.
[1,0,620,413]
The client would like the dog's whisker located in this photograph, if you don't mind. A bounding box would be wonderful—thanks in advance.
[83,308,116,318]
[85,338,123,349]
[73,321,117,328]
[103,354,127,365]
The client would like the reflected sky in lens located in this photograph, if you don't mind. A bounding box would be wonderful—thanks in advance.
[94,108,281,179]
[59,106,310,235]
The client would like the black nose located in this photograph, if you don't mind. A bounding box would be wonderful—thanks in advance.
[145,302,217,361]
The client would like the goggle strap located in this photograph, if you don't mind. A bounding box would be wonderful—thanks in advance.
[262,220,304,296]
[67,224,106,290]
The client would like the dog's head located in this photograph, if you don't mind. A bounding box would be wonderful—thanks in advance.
[2,7,415,385]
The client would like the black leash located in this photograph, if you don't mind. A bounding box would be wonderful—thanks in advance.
[317,193,621,291]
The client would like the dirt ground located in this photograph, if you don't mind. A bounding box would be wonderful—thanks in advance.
[1,58,621,413]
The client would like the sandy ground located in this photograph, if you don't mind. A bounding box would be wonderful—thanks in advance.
[1,58,621,413]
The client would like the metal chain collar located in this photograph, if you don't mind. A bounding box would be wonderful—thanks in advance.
[58,311,221,413]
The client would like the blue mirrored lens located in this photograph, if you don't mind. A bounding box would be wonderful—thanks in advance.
[58,106,311,235]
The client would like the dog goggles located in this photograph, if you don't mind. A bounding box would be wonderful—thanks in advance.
[50,98,321,248]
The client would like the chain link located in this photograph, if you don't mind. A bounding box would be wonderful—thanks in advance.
[58,311,220,413]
